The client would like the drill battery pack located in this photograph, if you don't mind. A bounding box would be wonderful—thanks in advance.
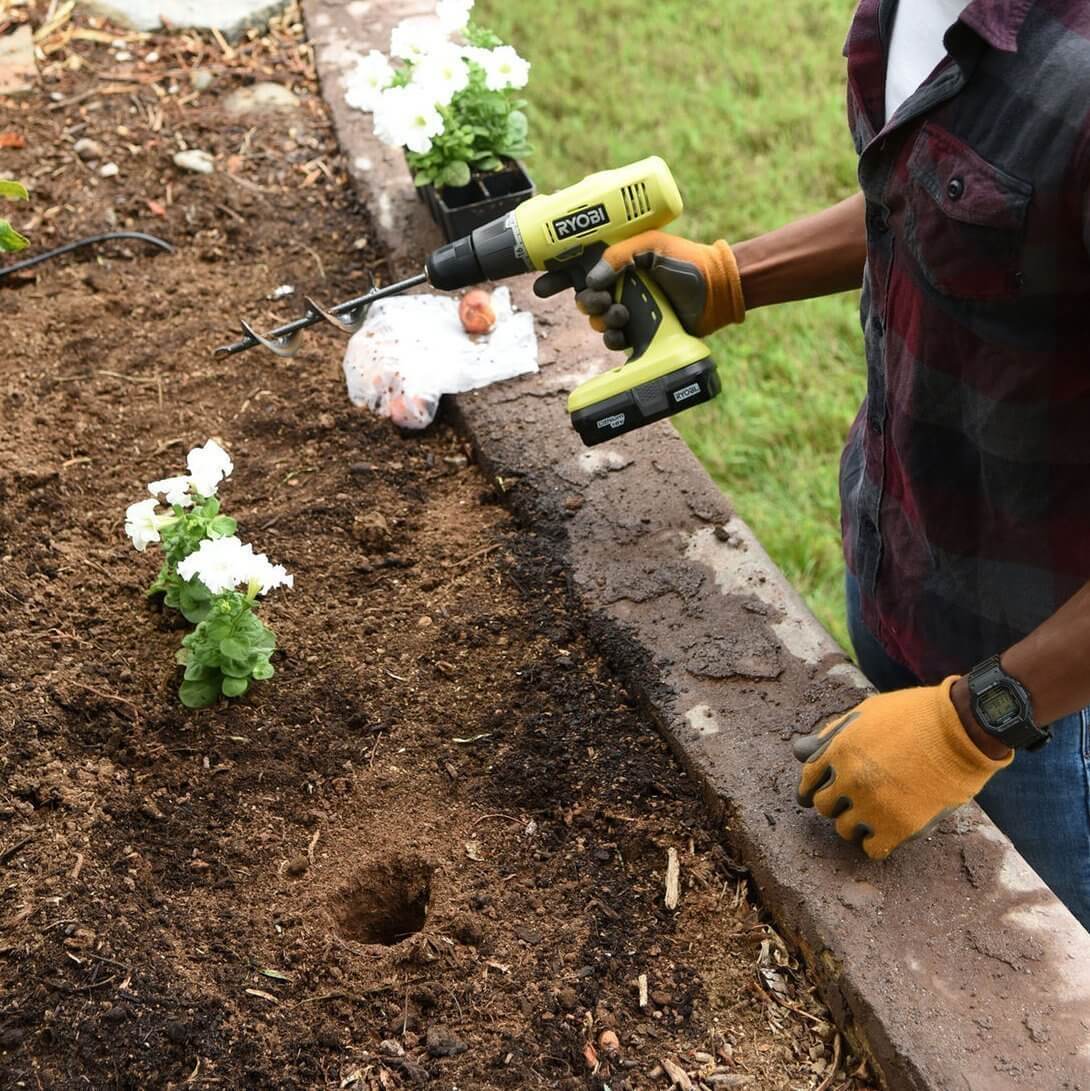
[569,356,720,447]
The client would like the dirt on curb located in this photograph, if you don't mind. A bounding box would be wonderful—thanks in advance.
[0,6,876,1089]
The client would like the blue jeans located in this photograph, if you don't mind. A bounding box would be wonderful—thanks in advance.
[846,574,1090,931]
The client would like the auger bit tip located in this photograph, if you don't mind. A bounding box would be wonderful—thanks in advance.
[240,320,303,358]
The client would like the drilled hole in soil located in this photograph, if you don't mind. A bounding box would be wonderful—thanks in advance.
[330,857,434,945]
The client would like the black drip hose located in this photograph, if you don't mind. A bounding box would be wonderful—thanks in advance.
[0,231,174,279]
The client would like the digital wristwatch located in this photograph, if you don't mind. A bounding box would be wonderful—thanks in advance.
[966,656,1051,751]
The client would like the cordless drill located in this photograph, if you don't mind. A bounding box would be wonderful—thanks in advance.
[426,157,719,446]
[218,158,719,448]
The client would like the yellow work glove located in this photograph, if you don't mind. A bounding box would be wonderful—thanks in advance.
[532,231,745,350]
[792,678,1012,860]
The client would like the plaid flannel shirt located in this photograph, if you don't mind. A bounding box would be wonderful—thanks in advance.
[840,0,1090,683]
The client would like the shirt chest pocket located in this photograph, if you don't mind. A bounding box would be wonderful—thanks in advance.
[901,123,1032,302]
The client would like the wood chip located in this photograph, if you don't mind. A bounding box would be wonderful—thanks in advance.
[637,973,649,1009]
[660,1056,694,1090]
[244,988,277,1003]
[665,847,680,910]
[257,968,291,981]
[582,1042,598,1071]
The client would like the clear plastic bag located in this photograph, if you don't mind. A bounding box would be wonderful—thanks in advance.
[342,286,538,429]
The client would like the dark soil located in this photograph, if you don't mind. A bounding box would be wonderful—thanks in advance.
[0,6,874,1089]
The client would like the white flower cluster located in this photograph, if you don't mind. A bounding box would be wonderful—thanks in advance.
[126,438,234,551]
[342,0,530,155]
[148,438,234,509]
[124,439,292,601]
[177,536,293,597]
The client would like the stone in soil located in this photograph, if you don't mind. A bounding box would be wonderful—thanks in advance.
[223,82,300,114]
[0,24,36,96]
[173,149,215,175]
[74,137,105,161]
[425,1025,468,1058]
[79,0,290,38]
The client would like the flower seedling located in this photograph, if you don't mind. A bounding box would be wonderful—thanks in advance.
[124,440,292,709]
[344,0,531,191]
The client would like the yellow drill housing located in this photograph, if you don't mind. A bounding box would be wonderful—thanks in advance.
[512,157,684,266]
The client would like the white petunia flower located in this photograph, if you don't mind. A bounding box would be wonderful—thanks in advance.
[390,19,447,62]
[480,45,530,90]
[125,498,168,552]
[411,43,469,107]
[435,0,473,33]
[186,438,233,498]
[177,536,292,597]
[344,49,395,112]
[147,475,194,509]
[372,84,445,153]
[371,85,407,147]
[177,535,252,595]
[243,553,294,595]
[460,44,492,69]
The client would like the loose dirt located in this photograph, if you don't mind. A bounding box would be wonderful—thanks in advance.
[0,6,875,1089]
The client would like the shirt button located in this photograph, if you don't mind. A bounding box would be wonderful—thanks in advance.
[947,177,965,200]
[869,414,883,435]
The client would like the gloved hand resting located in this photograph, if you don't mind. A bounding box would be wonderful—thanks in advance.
[792,677,1012,859]
[533,231,746,350]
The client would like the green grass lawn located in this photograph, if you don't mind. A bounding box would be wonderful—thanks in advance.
[475,0,865,649]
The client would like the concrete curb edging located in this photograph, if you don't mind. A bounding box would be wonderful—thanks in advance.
[303,5,1090,1087]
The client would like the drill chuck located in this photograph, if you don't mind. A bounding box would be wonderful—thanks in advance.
[426,213,531,291]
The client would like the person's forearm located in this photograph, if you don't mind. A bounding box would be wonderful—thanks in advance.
[950,579,1090,758]
[733,192,867,311]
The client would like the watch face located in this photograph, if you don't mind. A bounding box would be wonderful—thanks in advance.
[980,685,1019,725]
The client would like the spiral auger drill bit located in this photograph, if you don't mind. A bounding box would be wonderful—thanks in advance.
[214,271,428,358]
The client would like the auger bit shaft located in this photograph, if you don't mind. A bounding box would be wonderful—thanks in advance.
[214,272,428,358]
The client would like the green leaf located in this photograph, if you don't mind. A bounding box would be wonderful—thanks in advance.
[180,677,220,709]
[0,181,27,201]
[208,515,237,538]
[0,220,28,253]
[441,160,472,188]
[184,661,211,682]
[251,661,275,681]
[175,647,189,666]
[204,618,232,643]
[505,110,528,144]
[220,657,251,679]
[474,155,502,172]
[179,599,211,625]
[221,675,249,698]
[219,637,248,661]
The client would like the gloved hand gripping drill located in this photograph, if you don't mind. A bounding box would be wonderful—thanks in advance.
[534,231,746,350]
